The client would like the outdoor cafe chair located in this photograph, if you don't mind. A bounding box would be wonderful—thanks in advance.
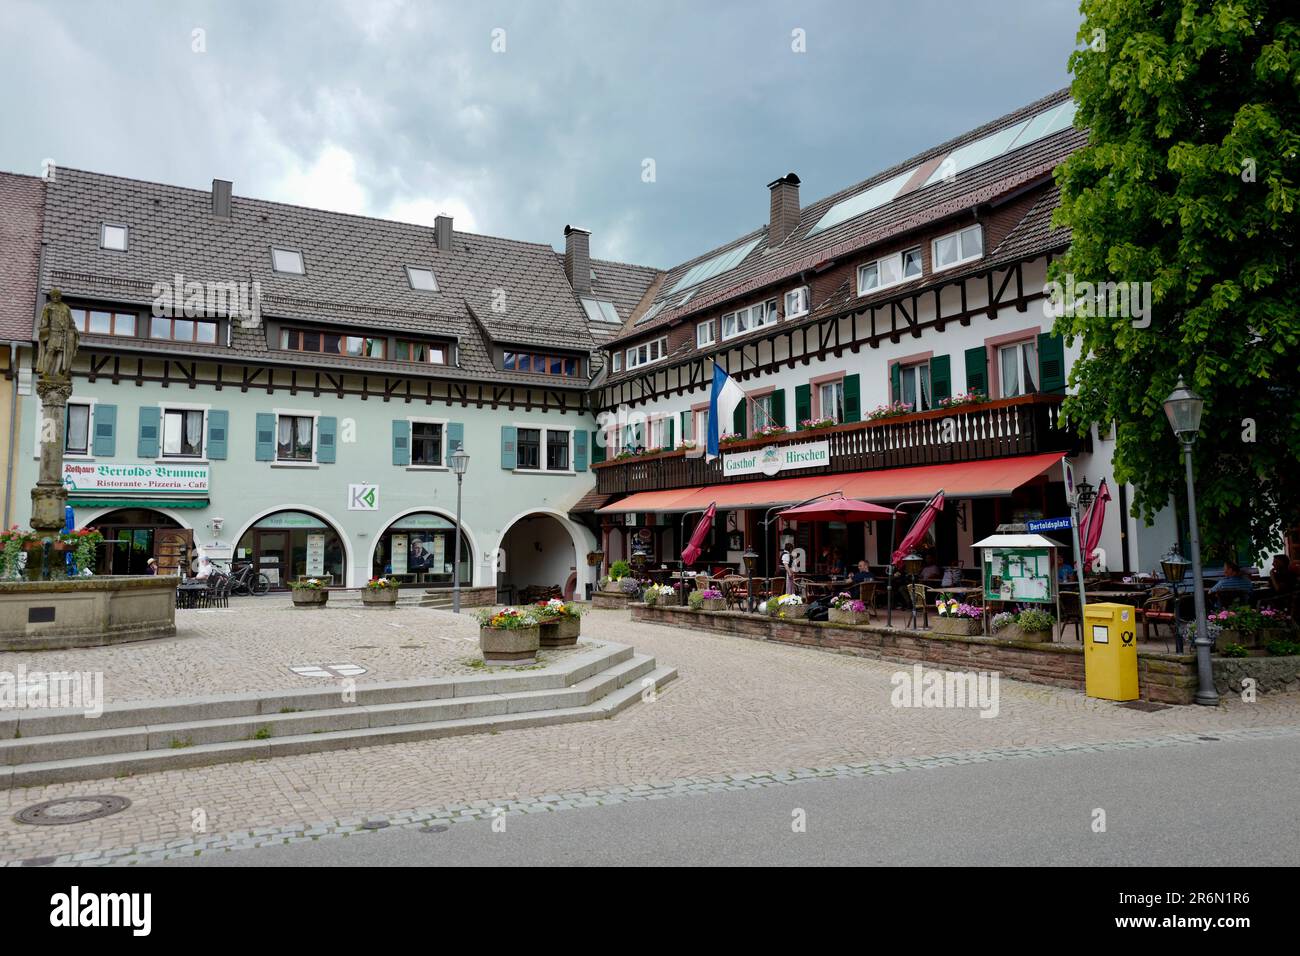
[1058,590,1083,643]
[1141,586,1177,648]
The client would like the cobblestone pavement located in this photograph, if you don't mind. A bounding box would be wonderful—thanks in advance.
[2,607,1298,864]
[0,600,586,704]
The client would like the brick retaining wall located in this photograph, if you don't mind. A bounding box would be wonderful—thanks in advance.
[631,603,1201,705]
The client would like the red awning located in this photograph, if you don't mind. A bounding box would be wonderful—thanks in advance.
[595,452,1062,514]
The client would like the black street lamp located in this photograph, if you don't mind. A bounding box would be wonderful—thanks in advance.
[742,547,758,613]
[1163,378,1217,705]
[1161,544,1191,653]
[450,442,469,614]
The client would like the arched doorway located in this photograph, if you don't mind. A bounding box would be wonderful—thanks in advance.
[500,513,579,602]
[90,509,183,575]
[371,511,472,588]
[235,509,346,589]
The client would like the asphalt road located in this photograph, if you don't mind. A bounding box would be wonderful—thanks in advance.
[165,734,1300,867]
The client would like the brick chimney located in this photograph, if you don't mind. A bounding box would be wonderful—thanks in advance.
[564,225,591,295]
[212,179,232,218]
[435,214,453,252]
[767,172,801,245]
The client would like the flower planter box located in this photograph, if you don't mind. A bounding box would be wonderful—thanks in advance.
[768,604,806,620]
[1218,628,1261,649]
[538,616,581,647]
[479,625,540,664]
[931,616,982,636]
[828,608,871,626]
[361,589,400,607]
[699,598,726,612]
[996,623,1052,643]
[603,580,624,593]
[291,589,329,608]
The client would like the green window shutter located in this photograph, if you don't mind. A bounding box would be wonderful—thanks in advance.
[665,417,674,449]
[964,346,988,397]
[680,410,692,441]
[501,425,517,469]
[769,388,785,427]
[843,374,861,423]
[1037,332,1066,394]
[890,363,902,404]
[206,409,228,460]
[138,406,161,458]
[573,430,588,471]
[929,355,952,403]
[794,384,811,428]
[591,430,606,464]
[392,420,410,466]
[447,422,464,463]
[732,401,746,436]
[92,404,116,457]
[317,416,337,463]
[255,413,276,461]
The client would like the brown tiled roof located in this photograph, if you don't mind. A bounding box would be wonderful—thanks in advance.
[608,88,1082,348]
[0,172,45,341]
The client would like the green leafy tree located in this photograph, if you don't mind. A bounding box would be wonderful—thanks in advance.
[1050,0,1299,560]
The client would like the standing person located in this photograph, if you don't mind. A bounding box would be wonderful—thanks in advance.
[781,542,796,595]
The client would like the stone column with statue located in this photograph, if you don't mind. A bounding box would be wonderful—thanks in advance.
[30,288,79,538]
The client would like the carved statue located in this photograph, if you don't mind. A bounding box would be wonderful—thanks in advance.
[36,288,79,379]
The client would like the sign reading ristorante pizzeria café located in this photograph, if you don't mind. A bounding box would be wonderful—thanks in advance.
[723,440,830,478]
[62,462,210,494]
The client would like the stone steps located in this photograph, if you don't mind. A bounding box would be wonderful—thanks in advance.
[0,643,677,789]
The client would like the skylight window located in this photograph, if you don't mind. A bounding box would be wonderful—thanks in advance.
[923,100,1077,188]
[581,298,622,324]
[406,266,439,291]
[271,247,305,275]
[668,236,763,295]
[635,300,668,326]
[808,168,916,236]
[100,223,128,251]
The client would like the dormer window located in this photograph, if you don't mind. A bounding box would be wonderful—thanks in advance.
[784,286,810,318]
[100,223,128,251]
[271,247,306,275]
[405,266,439,291]
[932,225,983,272]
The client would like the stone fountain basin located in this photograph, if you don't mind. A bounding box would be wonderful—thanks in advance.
[0,576,177,651]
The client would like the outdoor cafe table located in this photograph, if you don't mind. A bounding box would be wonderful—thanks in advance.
[176,581,207,609]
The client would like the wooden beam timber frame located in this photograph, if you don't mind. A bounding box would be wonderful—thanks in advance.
[602,255,1055,410]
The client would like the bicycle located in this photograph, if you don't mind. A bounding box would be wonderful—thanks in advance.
[210,558,271,596]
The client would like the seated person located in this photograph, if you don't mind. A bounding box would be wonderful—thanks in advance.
[1269,554,1295,594]
[1058,561,1076,583]
[1209,559,1254,605]
[829,550,847,577]
[851,560,874,583]
[193,556,213,581]
[920,556,943,582]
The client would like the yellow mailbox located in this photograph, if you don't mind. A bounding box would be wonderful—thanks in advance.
[1083,602,1139,701]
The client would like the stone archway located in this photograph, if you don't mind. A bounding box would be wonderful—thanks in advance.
[499,512,581,601]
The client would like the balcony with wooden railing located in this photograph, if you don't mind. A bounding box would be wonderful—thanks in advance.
[593,393,1081,496]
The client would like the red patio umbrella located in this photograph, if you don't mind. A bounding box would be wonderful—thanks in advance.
[891,491,945,564]
[1081,479,1111,572]
[681,502,717,566]
[776,496,896,522]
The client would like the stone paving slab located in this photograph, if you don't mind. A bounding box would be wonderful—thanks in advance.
[1,607,1299,863]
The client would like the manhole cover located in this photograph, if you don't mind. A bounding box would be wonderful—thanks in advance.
[419,824,449,834]
[22,856,56,866]
[15,795,131,826]
[361,820,390,830]
[1198,736,1220,741]
[1116,700,1171,713]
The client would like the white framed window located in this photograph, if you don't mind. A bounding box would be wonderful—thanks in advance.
[625,336,668,370]
[818,380,845,423]
[696,319,716,348]
[751,393,777,431]
[271,247,306,275]
[162,407,206,459]
[611,351,623,372]
[721,299,778,340]
[647,416,672,451]
[276,412,316,462]
[679,409,693,442]
[514,425,574,473]
[784,286,810,318]
[902,246,923,279]
[932,225,984,272]
[999,340,1039,397]
[100,223,128,251]
[407,417,448,468]
[857,252,907,295]
[65,401,92,456]
[405,266,439,291]
[898,363,932,412]
[693,408,710,442]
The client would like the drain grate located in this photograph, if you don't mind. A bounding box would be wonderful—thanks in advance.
[1116,700,1172,713]
[15,795,131,826]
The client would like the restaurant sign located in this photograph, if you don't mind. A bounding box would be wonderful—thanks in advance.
[723,440,830,478]
[63,462,210,494]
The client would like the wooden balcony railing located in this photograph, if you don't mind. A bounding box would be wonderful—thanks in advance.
[593,393,1081,496]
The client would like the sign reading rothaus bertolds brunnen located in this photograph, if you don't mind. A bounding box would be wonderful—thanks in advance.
[723,440,830,478]
[62,462,210,494]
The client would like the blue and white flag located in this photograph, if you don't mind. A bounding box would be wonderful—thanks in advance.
[706,361,745,462]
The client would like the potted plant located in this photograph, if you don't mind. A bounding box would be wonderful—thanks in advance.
[767,593,806,619]
[865,401,914,421]
[718,432,746,446]
[290,578,329,607]
[1004,607,1055,642]
[689,587,726,612]
[619,576,644,600]
[605,559,632,591]
[642,583,675,607]
[0,527,37,579]
[752,423,791,440]
[798,417,836,431]
[477,607,540,664]
[535,598,584,646]
[361,576,401,606]
[1213,607,1290,649]
[931,597,984,635]
[828,592,871,625]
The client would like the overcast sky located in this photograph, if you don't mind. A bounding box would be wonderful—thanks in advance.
[0,0,1082,268]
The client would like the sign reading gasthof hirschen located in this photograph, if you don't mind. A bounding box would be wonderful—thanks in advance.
[723,441,830,478]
